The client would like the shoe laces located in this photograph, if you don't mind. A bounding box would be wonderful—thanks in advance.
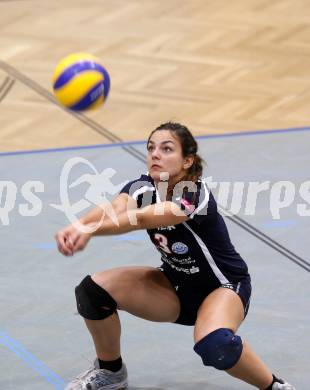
[82,368,121,388]
[70,366,94,384]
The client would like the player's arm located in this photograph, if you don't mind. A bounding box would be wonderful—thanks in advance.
[92,200,188,236]
[79,193,137,225]
[55,193,137,256]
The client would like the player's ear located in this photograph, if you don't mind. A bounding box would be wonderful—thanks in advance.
[183,155,194,170]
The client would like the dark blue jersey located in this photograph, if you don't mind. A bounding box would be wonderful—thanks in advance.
[120,174,250,286]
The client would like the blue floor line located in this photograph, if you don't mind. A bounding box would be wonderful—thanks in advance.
[1,125,310,158]
[0,330,65,390]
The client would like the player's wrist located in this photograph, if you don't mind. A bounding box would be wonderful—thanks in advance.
[86,221,102,237]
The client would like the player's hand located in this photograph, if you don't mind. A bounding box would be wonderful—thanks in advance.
[55,223,92,256]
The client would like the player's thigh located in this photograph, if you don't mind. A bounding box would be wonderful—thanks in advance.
[92,266,180,323]
[194,287,244,343]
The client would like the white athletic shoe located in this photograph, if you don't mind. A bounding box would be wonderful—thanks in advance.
[272,379,296,390]
[65,359,128,390]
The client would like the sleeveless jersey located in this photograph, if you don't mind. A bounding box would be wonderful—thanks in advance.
[120,174,250,287]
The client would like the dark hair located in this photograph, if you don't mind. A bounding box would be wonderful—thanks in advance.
[147,121,204,183]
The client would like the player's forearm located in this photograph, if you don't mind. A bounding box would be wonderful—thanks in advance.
[79,194,133,226]
[79,205,105,225]
[92,209,140,236]
[91,202,187,236]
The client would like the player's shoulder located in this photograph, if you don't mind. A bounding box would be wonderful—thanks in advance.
[197,177,209,189]
[197,178,215,200]
[127,173,154,188]
[119,173,155,199]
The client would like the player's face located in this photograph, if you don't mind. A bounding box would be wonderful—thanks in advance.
[147,130,191,184]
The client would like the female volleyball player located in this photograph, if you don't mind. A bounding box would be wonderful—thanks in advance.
[55,122,295,390]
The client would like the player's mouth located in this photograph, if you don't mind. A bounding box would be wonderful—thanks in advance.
[151,164,162,169]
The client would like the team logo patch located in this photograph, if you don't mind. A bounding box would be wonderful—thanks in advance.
[172,242,189,255]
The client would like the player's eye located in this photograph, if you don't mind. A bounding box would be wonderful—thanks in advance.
[147,144,154,152]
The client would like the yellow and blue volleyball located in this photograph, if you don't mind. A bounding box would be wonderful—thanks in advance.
[52,53,110,111]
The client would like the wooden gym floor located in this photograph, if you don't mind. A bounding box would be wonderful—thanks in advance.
[1,0,310,152]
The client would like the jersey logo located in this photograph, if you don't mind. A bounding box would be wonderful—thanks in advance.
[157,225,176,231]
[172,242,189,255]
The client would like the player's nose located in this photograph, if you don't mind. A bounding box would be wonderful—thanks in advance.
[151,146,161,159]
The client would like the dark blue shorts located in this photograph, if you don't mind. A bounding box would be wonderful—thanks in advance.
[159,267,252,326]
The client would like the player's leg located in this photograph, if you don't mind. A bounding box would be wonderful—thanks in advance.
[65,266,180,390]
[193,285,295,390]
[86,265,180,360]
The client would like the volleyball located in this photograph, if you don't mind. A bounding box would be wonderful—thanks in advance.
[52,53,110,111]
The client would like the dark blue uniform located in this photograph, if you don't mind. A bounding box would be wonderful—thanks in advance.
[121,174,251,325]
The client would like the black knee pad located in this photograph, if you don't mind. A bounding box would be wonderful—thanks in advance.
[194,328,243,370]
[75,275,117,320]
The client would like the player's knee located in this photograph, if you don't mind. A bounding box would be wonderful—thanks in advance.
[75,275,117,320]
[193,328,243,370]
